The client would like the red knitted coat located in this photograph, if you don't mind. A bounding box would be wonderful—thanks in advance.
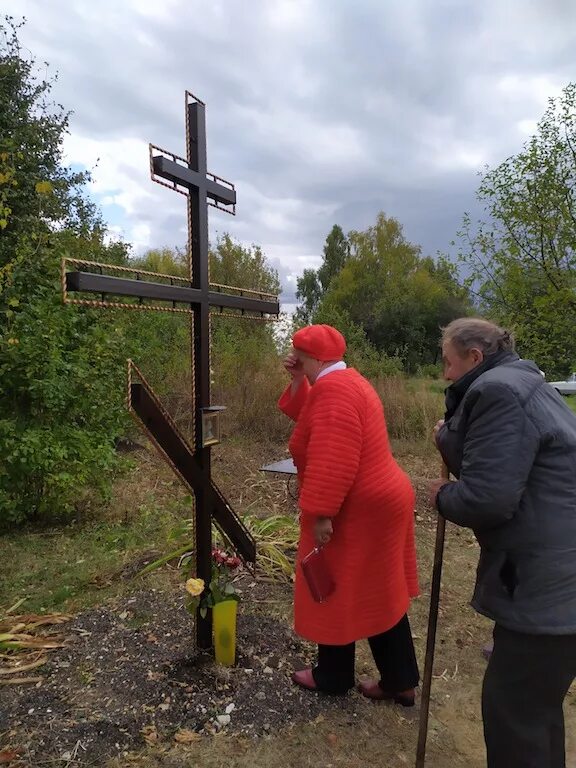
[279,369,419,645]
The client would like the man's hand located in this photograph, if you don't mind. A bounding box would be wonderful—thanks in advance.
[433,419,445,446]
[314,517,333,547]
[428,478,451,509]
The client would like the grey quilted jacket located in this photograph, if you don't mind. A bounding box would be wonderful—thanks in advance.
[436,352,576,634]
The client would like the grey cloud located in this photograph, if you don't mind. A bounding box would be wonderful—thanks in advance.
[5,0,576,300]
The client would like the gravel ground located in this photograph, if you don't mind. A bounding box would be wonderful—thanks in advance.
[1,583,371,766]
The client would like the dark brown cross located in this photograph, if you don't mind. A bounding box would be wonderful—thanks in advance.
[64,91,279,649]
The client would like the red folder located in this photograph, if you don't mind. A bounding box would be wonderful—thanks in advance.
[300,547,335,603]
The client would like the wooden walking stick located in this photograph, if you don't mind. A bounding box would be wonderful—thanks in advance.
[415,462,449,768]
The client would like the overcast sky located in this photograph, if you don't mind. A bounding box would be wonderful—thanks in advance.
[4,0,576,300]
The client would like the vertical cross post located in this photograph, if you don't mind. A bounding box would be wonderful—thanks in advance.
[187,100,212,648]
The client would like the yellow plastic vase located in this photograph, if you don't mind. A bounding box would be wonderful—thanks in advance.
[213,599,237,667]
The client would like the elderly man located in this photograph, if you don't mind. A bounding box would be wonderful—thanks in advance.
[429,317,576,768]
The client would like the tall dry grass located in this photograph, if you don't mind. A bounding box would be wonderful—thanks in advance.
[145,319,446,446]
[373,376,445,440]
[213,358,291,444]
[214,352,444,444]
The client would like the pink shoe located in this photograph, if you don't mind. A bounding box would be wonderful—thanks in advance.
[291,668,318,691]
[358,678,415,707]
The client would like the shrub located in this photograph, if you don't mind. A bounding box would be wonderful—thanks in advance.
[0,236,130,525]
[416,363,442,379]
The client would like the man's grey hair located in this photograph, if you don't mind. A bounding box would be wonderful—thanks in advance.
[441,317,515,356]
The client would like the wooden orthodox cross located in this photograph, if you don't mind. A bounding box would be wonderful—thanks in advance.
[63,92,279,649]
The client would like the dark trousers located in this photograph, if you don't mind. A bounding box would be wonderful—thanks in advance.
[312,613,420,694]
[482,624,576,768]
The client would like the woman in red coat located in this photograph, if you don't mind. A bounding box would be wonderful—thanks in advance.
[279,324,420,704]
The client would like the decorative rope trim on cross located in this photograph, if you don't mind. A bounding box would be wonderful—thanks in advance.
[63,297,193,314]
[63,257,191,282]
[209,282,278,300]
[61,256,193,313]
[210,311,274,323]
[63,296,274,320]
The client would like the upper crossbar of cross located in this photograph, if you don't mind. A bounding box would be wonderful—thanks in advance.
[64,91,279,318]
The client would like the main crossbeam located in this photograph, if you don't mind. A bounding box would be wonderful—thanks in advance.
[66,271,279,315]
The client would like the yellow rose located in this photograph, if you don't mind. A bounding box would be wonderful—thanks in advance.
[185,578,205,597]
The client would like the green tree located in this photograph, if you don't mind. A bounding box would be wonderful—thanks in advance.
[133,246,188,278]
[131,238,285,439]
[0,18,133,524]
[321,213,470,371]
[294,268,322,325]
[208,234,281,356]
[317,224,350,291]
[0,17,97,269]
[313,302,403,379]
[456,83,576,377]
[207,233,281,383]
[203,235,285,436]
[295,224,350,325]
[209,233,280,295]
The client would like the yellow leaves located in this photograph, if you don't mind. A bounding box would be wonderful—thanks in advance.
[0,610,70,685]
[174,728,201,744]
[141,724,159,745]
[185,577,205,597]
[0,655,47,675]
[0,676,43,686]
[7,339,19,346]
[35,180,53,195]
[142,725,202,747]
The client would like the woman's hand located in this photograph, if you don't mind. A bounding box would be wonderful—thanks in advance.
[284,352,305,394]
[314,517,333,547]
[432,419,445,446]
[283,352,304,381]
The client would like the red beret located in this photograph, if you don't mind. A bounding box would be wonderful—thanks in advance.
[292,324,346,361]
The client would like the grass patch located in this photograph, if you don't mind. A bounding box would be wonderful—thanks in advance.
[0,433,302,616]
[0,500,186,615]
[564,395,576,414]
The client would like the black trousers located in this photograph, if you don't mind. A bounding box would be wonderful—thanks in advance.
[312,613,420,694]
[482,624,576,768]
